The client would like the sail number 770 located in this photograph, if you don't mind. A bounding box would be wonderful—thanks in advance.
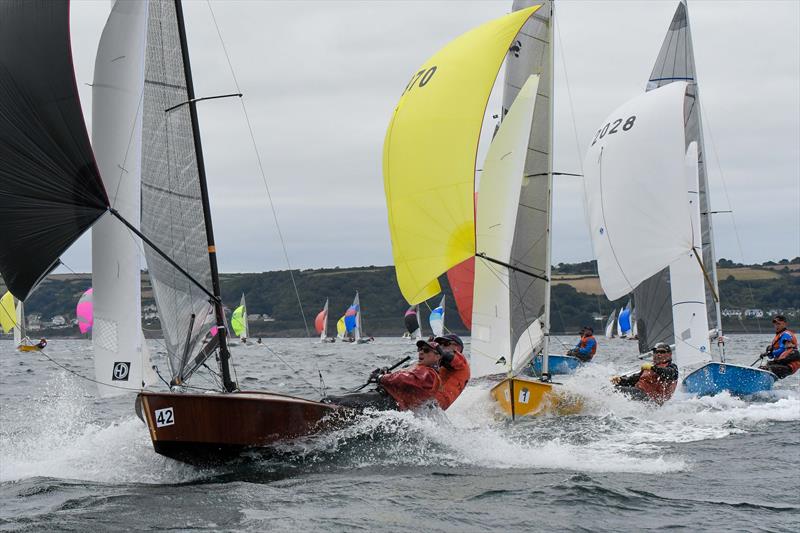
[591,115,636,146]
[403,66,437,95]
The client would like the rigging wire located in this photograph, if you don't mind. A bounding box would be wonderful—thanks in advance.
[555,14,608,327]
[700,100,762,334]
[204,1,311,340]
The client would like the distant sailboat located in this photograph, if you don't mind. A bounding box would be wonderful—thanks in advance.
[429,296,445,338]
[403,306,422,340]
[617,301,632,338]
[336,316,346,341]
[76,288,94,335]
[0,290,27,348]
[315,299,334,342]
[231,293,249,343]
[604,309,617,339]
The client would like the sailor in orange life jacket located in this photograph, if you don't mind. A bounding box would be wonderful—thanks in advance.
[325,341,443,411]
[432,334,471,410]
[567,326,597,362]
[612,342,678,405]
[759,315,800,379]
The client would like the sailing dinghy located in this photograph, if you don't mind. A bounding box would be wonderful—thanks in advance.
[0,0,341,464]
[584,1,775,397]
[231,293,250,343]
[429,296,445,338]
[383,1,580,418]
[315,298,335,342]
[404,306,423,341]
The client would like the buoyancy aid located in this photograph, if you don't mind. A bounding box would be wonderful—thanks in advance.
[379,364,441,410]
[578,335,597,357]
[635,362,678,405]
[775,343,800,375]
[435,351,470,410]
[770,329,798,359]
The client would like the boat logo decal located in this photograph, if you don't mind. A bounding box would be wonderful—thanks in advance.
[155,407,175,428]
[518,388,530,404]
[112,361,130,381]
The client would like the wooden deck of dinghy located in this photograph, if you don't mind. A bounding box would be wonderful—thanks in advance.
[136,391,343,464]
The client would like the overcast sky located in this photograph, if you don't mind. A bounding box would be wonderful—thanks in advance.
[60,0,799,275]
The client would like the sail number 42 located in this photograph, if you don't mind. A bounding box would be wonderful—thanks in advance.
[591,115,636,146]
[155,407,175,428]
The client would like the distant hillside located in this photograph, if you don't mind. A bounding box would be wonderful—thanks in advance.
[2,258,798,337]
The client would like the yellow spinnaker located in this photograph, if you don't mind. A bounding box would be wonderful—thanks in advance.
[382,5,540,305]
[1,291,16,333]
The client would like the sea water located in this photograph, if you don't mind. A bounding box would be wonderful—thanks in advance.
[0,335,798,531]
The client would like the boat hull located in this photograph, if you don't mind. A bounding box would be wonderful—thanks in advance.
[530,354,582,375]
[136,390,341,465]
[490,376,583,418]
[682,362,777,396]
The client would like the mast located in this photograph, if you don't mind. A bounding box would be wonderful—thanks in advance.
[173,0,235,392]
[540,0,555,378]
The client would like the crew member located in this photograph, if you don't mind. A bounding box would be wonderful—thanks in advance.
[35,338,47,350]
[433,334,471,410]
[567,326,597,362]
[759,315,800,379]
[612,343,678,405]
[326,341,442,411]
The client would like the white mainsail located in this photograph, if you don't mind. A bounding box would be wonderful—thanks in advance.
[13,299,24,346]
[583,82,693,301]
[668,142,710,368]
[604,308,617,339]
[471,75,540,378]
[91,0,151,396]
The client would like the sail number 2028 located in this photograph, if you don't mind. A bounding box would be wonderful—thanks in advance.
[403,66,437,95]
[591,115,636,146]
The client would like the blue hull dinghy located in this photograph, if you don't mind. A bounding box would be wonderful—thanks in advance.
[682,362,777,396]
[530,354,582,376]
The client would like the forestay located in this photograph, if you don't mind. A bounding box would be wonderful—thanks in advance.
[383,6,540,305]
[583,82,693,301]
[471,75,540,378]
[0,1,109,300]
[141,0,217,383]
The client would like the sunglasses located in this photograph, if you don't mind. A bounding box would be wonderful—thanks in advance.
[439,340,452,346]
[418,347,435,354]
[654,349,670,354]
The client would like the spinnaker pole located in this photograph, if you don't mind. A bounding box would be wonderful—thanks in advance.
[174,0,236,392]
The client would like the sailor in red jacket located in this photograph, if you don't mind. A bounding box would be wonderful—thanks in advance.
[433,334,471,410]
[612,343,678,405]
[759,315,800,379]
[326,341,443,411]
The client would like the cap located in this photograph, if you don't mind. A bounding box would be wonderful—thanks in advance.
[773,315,787,323]
[434,334,464,350]
[416,340,443,355]
[652,342,672,354]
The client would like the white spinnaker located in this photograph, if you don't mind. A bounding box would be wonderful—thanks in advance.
[471,75,540,378]
[583,82,693,301]
[669,142,710,370]
[13,299,23,346]
[605,308,616,338]
[91,0,151,396]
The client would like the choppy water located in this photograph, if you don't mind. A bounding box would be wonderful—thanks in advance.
[1,335,798,531]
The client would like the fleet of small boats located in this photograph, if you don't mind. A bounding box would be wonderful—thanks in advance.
[0,0,786,466]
